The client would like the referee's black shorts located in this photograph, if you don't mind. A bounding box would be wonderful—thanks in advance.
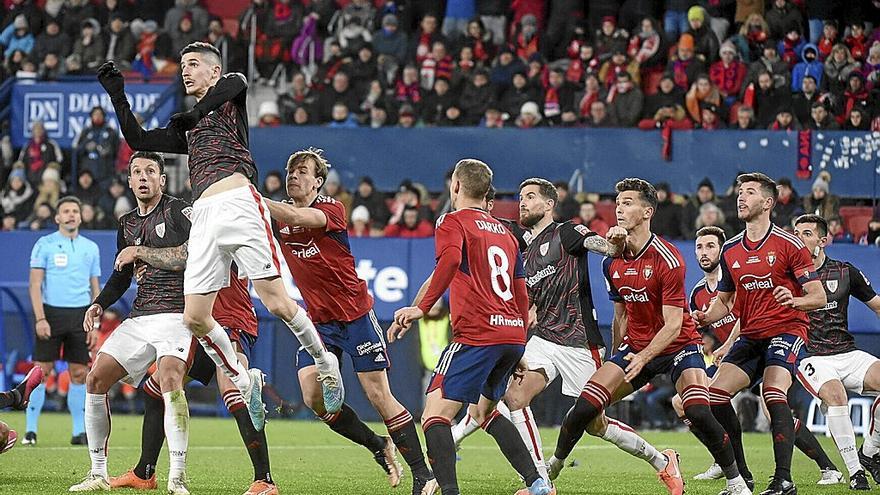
[33,305,90,364]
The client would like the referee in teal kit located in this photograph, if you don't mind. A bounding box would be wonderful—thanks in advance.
[25,196,100,446]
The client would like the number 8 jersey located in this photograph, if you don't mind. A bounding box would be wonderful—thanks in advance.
[432,208,527,347]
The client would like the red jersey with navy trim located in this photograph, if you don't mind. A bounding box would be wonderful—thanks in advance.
[214,268,258,337]
[689,277,738,344]
[718,225,817,340]
[602,235,700,354]
[274,195,373,324]
[435,208,527,346]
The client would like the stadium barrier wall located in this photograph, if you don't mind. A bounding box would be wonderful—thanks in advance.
[1,231,879,420]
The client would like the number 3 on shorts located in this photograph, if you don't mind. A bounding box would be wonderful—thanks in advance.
[487,245,512,301]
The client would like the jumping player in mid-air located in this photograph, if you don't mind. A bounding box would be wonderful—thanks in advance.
[388,159,552,495]
[549,178,751,495]
[694,173,827,495]
[794,214,880,490]
[266,148,437,495]
[96,42,343,430]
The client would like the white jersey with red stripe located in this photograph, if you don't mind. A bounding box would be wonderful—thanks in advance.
[184,184,283,295]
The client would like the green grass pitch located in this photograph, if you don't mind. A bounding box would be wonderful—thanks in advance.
[0,412,862,494]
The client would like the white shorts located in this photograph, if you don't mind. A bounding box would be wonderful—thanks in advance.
[524,336,605,397]
[798,350,880,396]
[184,184,283,294]
[98,313,195,385]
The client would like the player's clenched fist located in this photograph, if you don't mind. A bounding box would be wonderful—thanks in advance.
[97,61,125,98]
[82,303,103,334]
[606,225,627,248]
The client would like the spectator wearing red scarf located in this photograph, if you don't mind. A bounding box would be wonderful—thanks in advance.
[816,20,837,61]
[844,21,868,61]
[710,42,746,107]
[666,33,706,90]
[395,64,422,106]
[419,40,453,91]
[598,48,639,89]
[513,14,541,61]
[840,72,869,123]
[18,121,63,185]
[565,44,599,85]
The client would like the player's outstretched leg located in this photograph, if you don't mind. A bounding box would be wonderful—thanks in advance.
[548,380,611,480]
[792,417,844,484]
[476,404,550,495]
[679,380,751,495]
[594,416,670,473]
[673,393,723,480]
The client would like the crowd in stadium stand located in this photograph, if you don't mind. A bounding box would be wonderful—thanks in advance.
[0,0,879,243]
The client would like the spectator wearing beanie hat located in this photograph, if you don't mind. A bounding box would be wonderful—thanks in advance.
[803,172,840,220]
[777,21,807,68]
[766,0,803,41]
[348,205,374,238]
[373,13,408,66]
[682,178,716,237]
[594,16,628,63]
[685,6,720,64]
[1,167,35,224]
[0,14,35,59]
[710,41,747,107]
[258,101,282,127]
[697,101,725,130]
[33,163,64,211]
[666,33,707,90]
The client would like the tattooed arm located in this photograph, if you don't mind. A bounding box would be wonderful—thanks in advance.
[560,222,627,257]
[114,242,188,272]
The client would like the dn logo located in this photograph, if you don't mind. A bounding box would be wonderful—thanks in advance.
[23,93,64,138]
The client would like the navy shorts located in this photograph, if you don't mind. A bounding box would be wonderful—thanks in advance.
[607,343,705,390]
[296,310,389,373]
[188,327,257,386]
[427,342,525,404]
[721,333,806,384]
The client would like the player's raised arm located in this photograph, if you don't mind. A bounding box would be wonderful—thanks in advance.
[559,222,626,257]
[168,73,248,132]
[265,199,327,229]
[97,61,188,153]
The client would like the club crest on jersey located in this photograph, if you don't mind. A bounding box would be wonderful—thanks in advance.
[766,251,776,266]
[643,265,653,280]
[155,222,165,238]
[826,279,838,293]
[539,242,549,256]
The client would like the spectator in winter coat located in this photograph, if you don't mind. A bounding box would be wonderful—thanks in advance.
[408,13,446,66]
[823,44,860,96]
[73,106,119,186]
[791,43,824,92]
[419,40,453,91]
[598,49,641,89]
[843,105,870,130]
[643,74,685,116]
[501,71,541,118]
[628,17,664,70]
[806,101,839,130]
[685,74,722,124]
[315,72,361,124]
[653,182,685,239]
[71,18,105,73]
[862,44,880,90]
[792,75,821,125]
[0,14,34,59]
[373,14,408,67]
[710,42,747,106]
[667,33,707,91]
[0,167,34,223]
[594,16,628,63]
[682,178,716,236]
[753,71,792,128]
[421,77,457,125]
[18,121,63,184]
[686,7,720,64]
[261,171,286,202]
[351,176,390,229]
[777,22,807,69]
[489,45,528,95]
[566,43,600,86]
[693,202,733,239]
[553,182,580,222]
[766,0,803,41]
[637,102,693,130]
[745,44,791,91]
[577,201,610,237]
[583,100,615,128]
[103,14,136,68]
[839,72,869,122]
[74,170,102,207]
[697,102,725,130]
[32,19,69,62]
[383,205,433,237]
[394,65,422,108]
[769,107,801,130]
[844,21,868,61]
[772,177,802,229]
[816,20,838,60]
[459,69,493,125]
[802,175,839,220]
[543,68,578,125]
[735,106,757,129]
[607,71,644,127]
[730,13,770,63]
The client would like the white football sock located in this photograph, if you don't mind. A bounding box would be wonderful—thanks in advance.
[452,413,480,446]
[285,306,329,367]
[602,418,667,471]
[163,390,189,479]
[826,405,861,475]
[864,396,880,457]
[495,400,512,420]
[85,393,110,478]
[198,324,251,393]
[510,407,549,482]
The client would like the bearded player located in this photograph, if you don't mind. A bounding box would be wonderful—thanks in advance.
[96,43,343,430]
[694,173,827,495]
[266,148,437,495]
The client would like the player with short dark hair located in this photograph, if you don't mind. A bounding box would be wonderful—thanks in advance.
[694,173,827,495]
[265,148,437,495]
[111,266,278,495]
[388,159,551,495]
[97,41,344,431]
[794,214,880,490]
[549,178,751,495]
[70,152,195,493]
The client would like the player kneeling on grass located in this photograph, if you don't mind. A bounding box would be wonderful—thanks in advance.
[264,148,437,495]
[111,268,278,495]
[793,214,880,490]
[548,179,752,495]
[70,152,194,494]
[389,159,552,495]
[0,366,44,454]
